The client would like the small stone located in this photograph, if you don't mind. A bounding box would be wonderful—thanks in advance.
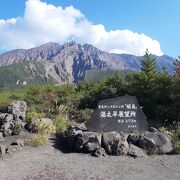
[148,127,159,133]
[6,145,22,154]
[12,139,25,147]
[81,132,102,153]
[128,144,147,158]
[102,131,129,155]
[127,134,139,145]
[92,148,107,157]
[0,144,6,156]
[137,135,160,155]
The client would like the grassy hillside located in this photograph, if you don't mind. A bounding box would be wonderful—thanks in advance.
[0,61,53,91]
[84,68,131,82]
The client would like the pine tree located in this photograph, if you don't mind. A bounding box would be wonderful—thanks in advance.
[140,49,157,80]
[174,56,180,77]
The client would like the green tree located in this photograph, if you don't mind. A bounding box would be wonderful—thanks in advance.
[174,57,180,77]
[140,49,157,81]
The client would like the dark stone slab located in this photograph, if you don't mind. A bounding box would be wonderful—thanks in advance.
[86,95,148,133]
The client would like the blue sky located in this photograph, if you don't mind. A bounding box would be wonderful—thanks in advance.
[0,0,179,57]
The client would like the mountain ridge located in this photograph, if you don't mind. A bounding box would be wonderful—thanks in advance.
[0,41,175,90]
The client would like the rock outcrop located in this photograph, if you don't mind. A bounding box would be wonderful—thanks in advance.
[7,101,27,121]
[66,125,173,157]
[0,42,175,88]
[102,132,129,156]
[0,101,27,137]
[127,128,173,154]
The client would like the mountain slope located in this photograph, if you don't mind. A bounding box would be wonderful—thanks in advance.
[0,41,175,88]
[0,61,58,91]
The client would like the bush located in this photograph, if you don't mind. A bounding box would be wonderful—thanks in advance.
[159,123,180,153]
[53,116,68,134]
[10,124,21,135]
[33,121,55,134]
[174,143,180,154]
[25,134,49,147]
[69,108,94,123]
[26,111,46,122]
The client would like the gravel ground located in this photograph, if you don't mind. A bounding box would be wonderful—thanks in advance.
[0,139,180,180]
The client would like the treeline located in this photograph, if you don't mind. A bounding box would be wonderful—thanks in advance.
[0,50,180,128]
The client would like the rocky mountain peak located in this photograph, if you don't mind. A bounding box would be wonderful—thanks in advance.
[0,42,175,87]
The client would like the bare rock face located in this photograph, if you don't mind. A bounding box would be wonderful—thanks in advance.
[0,101,27,136]
[0,42,175,86]
[144,131,173,154]
[69,123,88,132]
[128,129,173,155]
[81,132,102,153]
[92,148,107,157]
[0,113,14,136]
[102,132,129,156]
[7,101,27,121]
[127,133,139,145]
[68,131,102,153]
[128,144,147,158]
[135,135,158,155]
[65,124,173,157]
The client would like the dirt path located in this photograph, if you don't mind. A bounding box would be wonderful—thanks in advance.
[0,139,180,180]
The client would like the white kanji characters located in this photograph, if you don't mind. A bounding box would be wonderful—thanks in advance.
[112,111,118,117]
[124,111,130,117]
[100,111,106,118]
[126,119,137,123]
[121,105,124,108]
[118,111,124,117]
[118,119,124,123]
[126,104,131,109]
[130,111,136,117]
[106,111,112,117]
[132,104,137,109]
[128,125,137,128]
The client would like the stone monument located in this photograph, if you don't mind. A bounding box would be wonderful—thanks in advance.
[86,95,148,133]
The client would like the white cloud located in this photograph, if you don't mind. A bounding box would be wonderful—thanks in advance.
[0,0,163,56]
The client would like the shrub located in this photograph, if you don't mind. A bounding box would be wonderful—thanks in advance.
[25,134,49,147]
[53,116,68,134]
[159,123,180,153]
[26,111,46,122]
[174,143,180,154]
[69,108,93,123]
[10,124,21,135]
[33,121,55,134]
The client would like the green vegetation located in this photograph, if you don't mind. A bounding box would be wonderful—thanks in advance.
[31,121,56,134]
[0,50,180,131]
[25,134,49,147]
[0,90,25,111]
[10,124,22,135]
[84,68,130,83]
[159,122,180,153]
[53,116,68,134]
[0,61,54,91]
[26,111,46,122]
